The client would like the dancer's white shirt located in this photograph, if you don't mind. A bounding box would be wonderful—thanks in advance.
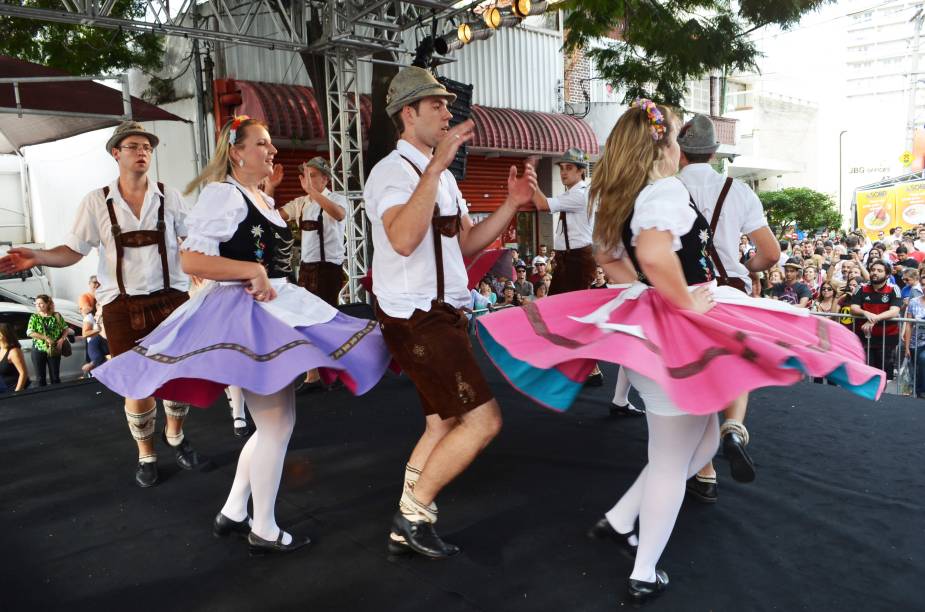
[547,179,593,251]
[364,139,471,319]
[65,178,190,307]
[282,190,348,265]
[679,164,767,291]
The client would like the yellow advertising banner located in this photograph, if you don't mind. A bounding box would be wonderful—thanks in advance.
[856,187,896,240]
[894,181,925,229]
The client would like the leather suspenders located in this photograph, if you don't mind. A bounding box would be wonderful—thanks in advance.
[300,209,327,262]
[703,176,735,284]
[102,182,170,296]
[399,155,462,303]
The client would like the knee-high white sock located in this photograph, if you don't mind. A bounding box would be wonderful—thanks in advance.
[221,385,296,545]
[612,367,632,406]
[227,386,246,421]
[629,413,713,583]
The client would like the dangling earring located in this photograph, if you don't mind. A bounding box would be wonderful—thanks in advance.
[238,159,245,168]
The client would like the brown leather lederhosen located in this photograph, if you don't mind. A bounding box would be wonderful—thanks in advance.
[549,205,596,296]
[100,183,188,356]
[297,202,347,307]
[373,155,493,419]
[700,177,748,292]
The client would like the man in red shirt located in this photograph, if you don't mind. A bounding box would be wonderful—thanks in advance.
[850,260,902,377]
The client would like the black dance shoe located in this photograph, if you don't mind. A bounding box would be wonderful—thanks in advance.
[247,531,312,557]
[232,417,251,438]
[135,461,158,488]
[722,431,756,483]
[162,430,209,471]
[584,371,604,387]
[685,476,718,504]
[627,569,669,603]
[212,513,251,538]
[297,380,325,395]
[388,512,459,559]
[610,402,645,418]
[586,517,637,559]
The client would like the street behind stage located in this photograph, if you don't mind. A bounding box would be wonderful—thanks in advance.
[1,353,922,612]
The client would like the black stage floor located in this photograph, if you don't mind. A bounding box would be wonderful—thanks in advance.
[1,352,923,612]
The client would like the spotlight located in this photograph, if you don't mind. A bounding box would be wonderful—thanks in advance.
[512,0,547,17]
[500,15,522,28]
[458,22,472,43]
[434,32,464,54]
[483,7,502,29]
[511,0,531,17]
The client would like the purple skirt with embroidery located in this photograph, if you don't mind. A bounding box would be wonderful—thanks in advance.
[92,283,392,407]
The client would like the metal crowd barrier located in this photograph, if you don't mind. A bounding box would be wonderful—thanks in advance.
[810,311,925,397]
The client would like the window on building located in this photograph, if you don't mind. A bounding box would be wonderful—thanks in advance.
[685,78,711,114]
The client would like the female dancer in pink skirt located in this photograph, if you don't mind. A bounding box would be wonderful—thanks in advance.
[94,117,391,555]
[477,101,884,603]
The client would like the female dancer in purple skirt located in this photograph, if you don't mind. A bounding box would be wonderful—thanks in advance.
[477,102,884,602]
[94,116,392,555]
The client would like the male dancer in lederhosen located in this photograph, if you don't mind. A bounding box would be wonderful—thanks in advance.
[280,156,349,390]
[531,149,606,386]
[677,114,780,501]
[364,66,537,558]
[0,122,207,488]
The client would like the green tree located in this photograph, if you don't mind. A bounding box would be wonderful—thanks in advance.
[562,0,831,105]
[0,0,163,75]
[758,188,842,239]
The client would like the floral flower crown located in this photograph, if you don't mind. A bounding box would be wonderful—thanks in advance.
[228,115,251,145]
[630,99,666,142]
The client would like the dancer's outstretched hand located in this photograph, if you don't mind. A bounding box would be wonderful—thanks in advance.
[0,247,38,274]
[688,285,716,314]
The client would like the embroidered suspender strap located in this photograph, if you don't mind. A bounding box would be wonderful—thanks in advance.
[709,177,734,234]
[698,176,734,284]
[558,211,571,252]
[155,182,169,291]
[102,183,172,296]
[399,154,449,303]
[103,186,129,297]
[317,209,326,263]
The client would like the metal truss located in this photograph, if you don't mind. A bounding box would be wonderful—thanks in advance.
[325,47,368,303]
[1,0,468,302]
[0,1,460,52]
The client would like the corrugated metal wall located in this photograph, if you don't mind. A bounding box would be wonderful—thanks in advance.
[439,26,563,113]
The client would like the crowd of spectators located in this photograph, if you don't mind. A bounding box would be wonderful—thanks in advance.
[747,225,925,395]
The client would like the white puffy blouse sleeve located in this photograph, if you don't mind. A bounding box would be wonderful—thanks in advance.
[181,182,248,256]
[613,177,696,258]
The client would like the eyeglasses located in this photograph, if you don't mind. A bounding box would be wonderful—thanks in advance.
[119,144,154,154]
[821,287,834,292]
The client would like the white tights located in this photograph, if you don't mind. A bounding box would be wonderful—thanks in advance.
[220,384,296,543]
[612,366,631,405]
[605,412,719,583]
[226,385,246,421]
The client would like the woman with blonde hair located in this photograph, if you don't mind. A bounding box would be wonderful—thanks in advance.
[93,116,392,556]
[476,101,884,603]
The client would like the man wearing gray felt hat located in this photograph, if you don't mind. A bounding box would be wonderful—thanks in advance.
[105,120,160,154]
[364,65,538,561]
[677,114,720,155]
[677,113,781,503]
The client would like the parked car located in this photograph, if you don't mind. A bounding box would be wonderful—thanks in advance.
[0,303,88,384]
[0,243,54,301]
